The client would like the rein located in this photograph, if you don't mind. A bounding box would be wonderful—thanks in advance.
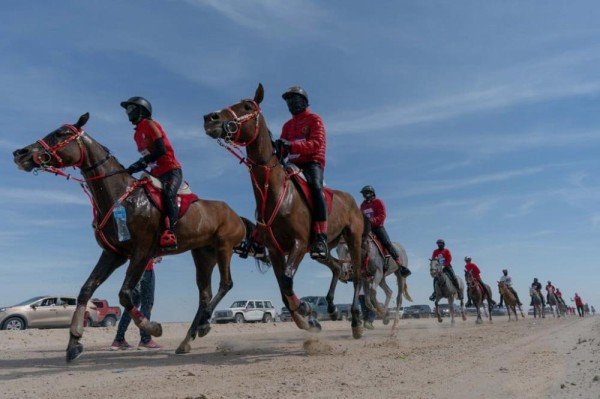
[32,123,140,255]
[215,102,294,255]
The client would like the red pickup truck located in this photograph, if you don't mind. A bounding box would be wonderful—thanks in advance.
[90,299,121,327]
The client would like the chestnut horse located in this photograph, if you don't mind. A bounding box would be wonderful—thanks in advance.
[497,281,524,321]
[465,269,493,324]
[13,113,256,361]
[203,83,366,338]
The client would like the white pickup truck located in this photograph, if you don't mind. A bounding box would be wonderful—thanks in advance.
[212,299,277,324]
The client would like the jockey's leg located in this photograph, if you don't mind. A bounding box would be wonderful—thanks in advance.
[372,227,410,277]
[159,169,182,250]
[444,266,460,291]
[302,162,328,260]
[510,287,522,306]
[429,280,436,302]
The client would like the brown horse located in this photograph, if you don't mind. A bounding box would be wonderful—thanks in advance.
[203,83,366,338]
[465,269,493,324]
[13,113,255,361]
[497,281,524,320]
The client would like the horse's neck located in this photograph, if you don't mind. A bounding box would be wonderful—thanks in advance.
[80,137,133,208]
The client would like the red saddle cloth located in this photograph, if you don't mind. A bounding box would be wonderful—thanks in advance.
[140,175,199,218]
[286,165,333,214]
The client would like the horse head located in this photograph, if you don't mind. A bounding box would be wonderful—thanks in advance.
[429,258,442,278]
[465,269,476,286]
[14,113,90,172]
[203,84,274,164]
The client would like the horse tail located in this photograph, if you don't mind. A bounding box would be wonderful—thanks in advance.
[402,280,413,302]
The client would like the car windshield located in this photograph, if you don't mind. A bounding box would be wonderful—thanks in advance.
[231,301,248,308]
[14,296,46,306]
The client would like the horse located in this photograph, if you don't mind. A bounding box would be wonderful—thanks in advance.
[529,287,545,319]
[335,229,412,327]
[13,113,265,361]
[430,259,466,324]
[546,291,563,318]
[465,269,493,324]
[497,281,524,321]
[203,83,366,338]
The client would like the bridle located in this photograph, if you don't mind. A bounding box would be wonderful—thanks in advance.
[218,100,262,152]
[33,124,124,182]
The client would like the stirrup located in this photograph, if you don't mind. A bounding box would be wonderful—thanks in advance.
[309,240,328,260]
[160,230,177,251]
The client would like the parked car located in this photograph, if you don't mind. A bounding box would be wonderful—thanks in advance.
[212,300,277,324]
[0,296,97,330]
[299,296,352,321]
[401,304,432,319]
[279,306,292,322]
[436,303,462,317]
[90,298,122,327]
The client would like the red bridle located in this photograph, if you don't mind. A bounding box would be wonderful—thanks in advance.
[34,124,85,172]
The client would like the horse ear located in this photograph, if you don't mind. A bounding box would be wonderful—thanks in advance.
[254,83,264,104]
[74,113,90,129]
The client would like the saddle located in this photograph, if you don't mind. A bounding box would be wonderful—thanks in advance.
[367,232,391,258]
[140,173,199,219]
[285,164,333,214]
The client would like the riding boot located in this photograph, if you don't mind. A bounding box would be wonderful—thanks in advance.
[466,292,473,307]
[445,266,460,292]
[511,288,522,306]
[160,217,177,251]
[310,221,328,260]
[429,282,436,301]
[498,294,504,308]
[233,239,251,259]
[394,257,411,278]
[383,255,391,273]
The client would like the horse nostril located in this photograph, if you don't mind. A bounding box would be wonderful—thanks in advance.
[13,148,28,157]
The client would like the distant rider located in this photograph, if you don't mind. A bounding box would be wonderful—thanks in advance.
[429,239,460,301]
[359,185,411,277]
[545,280,556,303]
[498,269,522,307]
[463,257,495,307]
[530,278,545,307]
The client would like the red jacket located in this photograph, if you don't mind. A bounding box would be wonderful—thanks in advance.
[133,119,181,177]
[464,262,481,281]
[432,248,452,268]
[280,108,326,168]
[545,284,556,294]
[574,294,583,306]
[360,198,386,228]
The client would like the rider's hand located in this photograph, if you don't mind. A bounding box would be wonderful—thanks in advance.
[276,139,292,151]
[126,158,147,174]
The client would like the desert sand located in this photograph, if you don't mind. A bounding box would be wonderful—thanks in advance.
[0,314,598,399]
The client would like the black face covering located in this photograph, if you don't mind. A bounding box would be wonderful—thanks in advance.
[285,94,308,115]
[126,104,142,124]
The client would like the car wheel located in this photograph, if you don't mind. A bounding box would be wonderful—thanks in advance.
[235,313,245,324]
[102,315,117,327]
[3,317,26,330]
[262,313,272,323]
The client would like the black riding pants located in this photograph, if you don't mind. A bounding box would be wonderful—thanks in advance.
[298,162,327,222]
[372,226,400,260]
[159,168,182,230]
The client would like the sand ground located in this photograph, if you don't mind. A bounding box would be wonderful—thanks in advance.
[0,313,598,399]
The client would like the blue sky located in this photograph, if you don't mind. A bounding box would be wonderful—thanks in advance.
[2,1,600,322]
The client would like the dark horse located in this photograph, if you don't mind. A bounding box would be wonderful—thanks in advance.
[203,83,366,338]
[13,113,256,361]
[465,269,494,324]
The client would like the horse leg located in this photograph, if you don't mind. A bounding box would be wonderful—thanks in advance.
[379,274,393,325]
[342,224,364,339]
[67,250,127,362]
[317,256,342,321]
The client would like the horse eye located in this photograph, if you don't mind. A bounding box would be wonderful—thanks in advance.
[243,102,254,111]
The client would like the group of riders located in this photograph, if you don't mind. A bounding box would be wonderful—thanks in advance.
[122,85,569,312]
[429,240,568,309]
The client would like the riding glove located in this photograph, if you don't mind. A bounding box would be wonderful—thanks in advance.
[126,158,147,174]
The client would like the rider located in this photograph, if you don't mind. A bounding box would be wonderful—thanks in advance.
[429,239,460,301]
[498,268,522,307]
[359,185,411,277]
[545,280,556,303]
[122,96,182,251]
[555,288,566,306]
[463,257,496,307]
[276,86,328,260]
[530,278,545,307]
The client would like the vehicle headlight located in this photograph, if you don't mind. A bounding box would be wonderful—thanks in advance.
[0,308,6,313]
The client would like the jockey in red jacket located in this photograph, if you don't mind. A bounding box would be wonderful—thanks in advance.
[545,281,556,303]
[121,96,182,251]
[429,239,460,301]
[463,257,495,307]
[359,185,411,277]
[276,86,328,260]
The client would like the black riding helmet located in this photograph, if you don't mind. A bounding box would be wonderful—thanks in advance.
[282,86,309,103]
[360,185,375,195]
[120,96,152,124]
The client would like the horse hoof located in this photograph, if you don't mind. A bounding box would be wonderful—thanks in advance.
[438,317,443,323]
[462,315,467,321]
[382,317,390,326]
[197,324,211,338]
[147,321,163,337]
[352,326,363,339]
[175,343,191,354]
[66,342,84,363]
[308,319,322,333]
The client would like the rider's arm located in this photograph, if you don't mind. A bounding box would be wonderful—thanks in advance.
[141,121,167,164]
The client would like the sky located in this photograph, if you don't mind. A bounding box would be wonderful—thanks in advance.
[2,1,600,323]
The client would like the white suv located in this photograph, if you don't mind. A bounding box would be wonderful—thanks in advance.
[212,300,276,324]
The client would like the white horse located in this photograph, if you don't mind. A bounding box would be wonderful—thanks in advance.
[530,287,544,319]
[336,237,412,327]
[430,259,466,324]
